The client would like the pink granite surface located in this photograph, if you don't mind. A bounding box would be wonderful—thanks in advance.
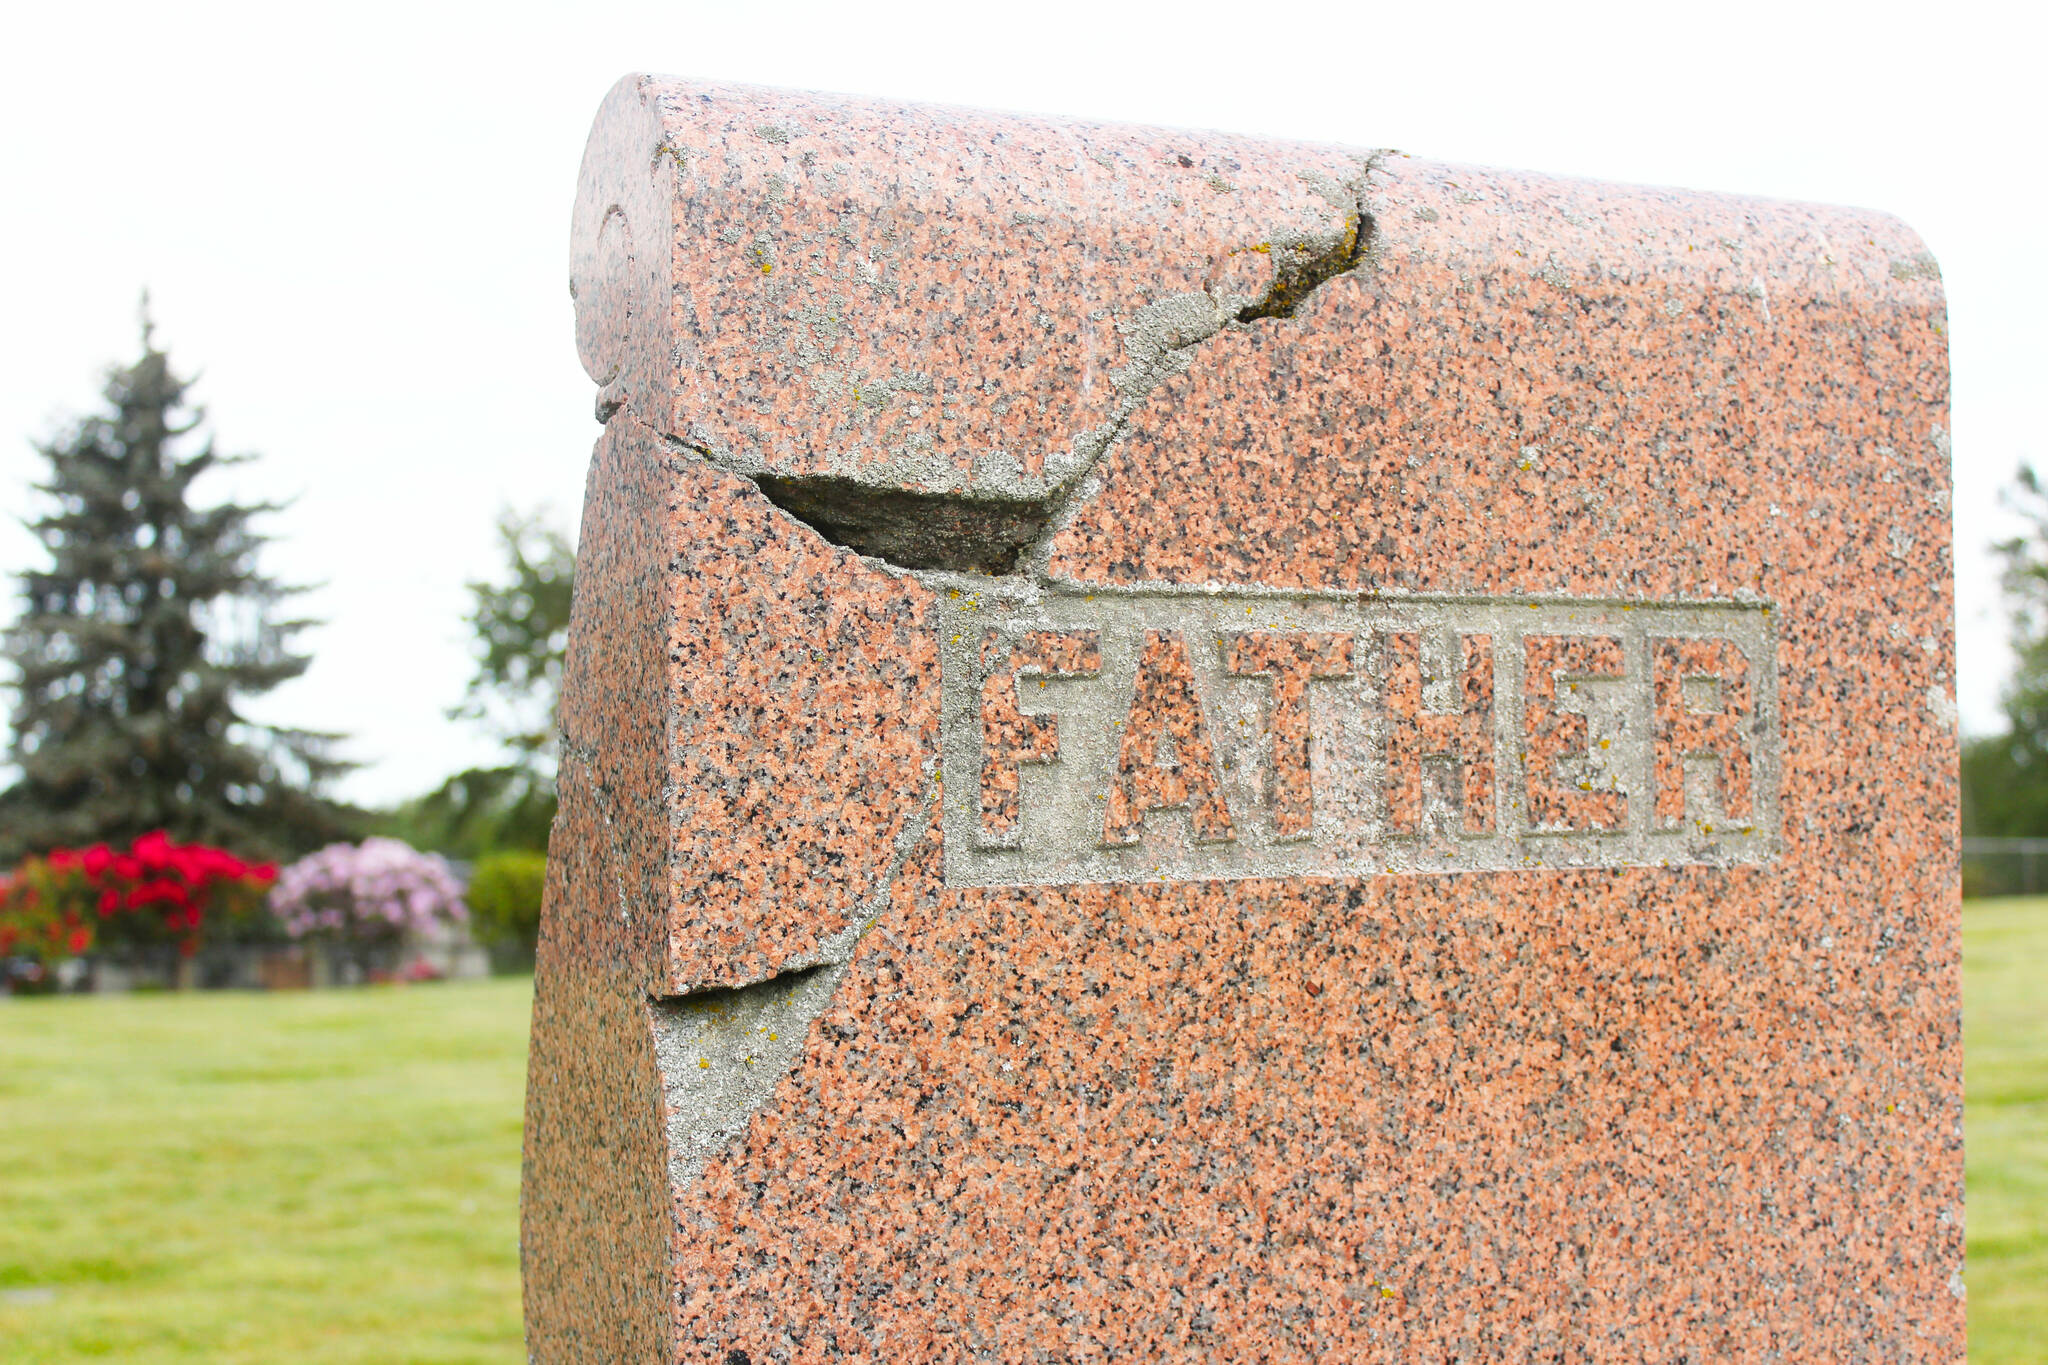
[525,75,1960,1362]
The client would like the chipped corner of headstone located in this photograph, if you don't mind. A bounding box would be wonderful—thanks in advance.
[647,958,850,1191]
[645,758,941,1192]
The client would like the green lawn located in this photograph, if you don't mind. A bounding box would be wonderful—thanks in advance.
[1964,898,2048,1363]
[0,978,530,1363]
[0,907,2043,1361]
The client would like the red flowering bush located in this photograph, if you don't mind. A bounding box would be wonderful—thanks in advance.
[0,832,277,962]
[0,865,91,965]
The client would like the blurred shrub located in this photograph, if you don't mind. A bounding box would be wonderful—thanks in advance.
[466,851,545,973]
[270,839,468,947]
[2,833,276,968]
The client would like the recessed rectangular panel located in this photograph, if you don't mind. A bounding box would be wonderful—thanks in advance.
[939,585,1779,886]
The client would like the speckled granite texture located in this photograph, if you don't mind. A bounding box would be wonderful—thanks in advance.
[525,74,1960,1362]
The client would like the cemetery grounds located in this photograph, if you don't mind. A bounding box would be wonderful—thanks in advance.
[0,904,2042,1363]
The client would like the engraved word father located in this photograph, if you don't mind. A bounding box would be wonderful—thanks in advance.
[937,588,1779,887]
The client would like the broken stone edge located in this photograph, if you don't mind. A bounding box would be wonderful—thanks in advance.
[571,72,1391,574]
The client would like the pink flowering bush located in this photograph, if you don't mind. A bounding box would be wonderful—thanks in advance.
[269,838,468,946]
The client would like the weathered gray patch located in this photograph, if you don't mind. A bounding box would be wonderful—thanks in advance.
[647,962,849,1189]
[1890,253,1941,282]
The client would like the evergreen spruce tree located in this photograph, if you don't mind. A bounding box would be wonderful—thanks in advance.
[0,309,355,861]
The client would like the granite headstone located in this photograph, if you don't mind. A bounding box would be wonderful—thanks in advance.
[523,75,1961,1362]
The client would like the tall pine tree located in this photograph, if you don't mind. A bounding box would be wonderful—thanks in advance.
[0,310,354,861]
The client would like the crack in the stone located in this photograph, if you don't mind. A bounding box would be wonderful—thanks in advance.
[1022,157,1385,567]
[646,767,939,1192]
[750,474,1053,575]
[1235,204,1375,322]
[621,161,1386,1188]
[667,155,1386,578]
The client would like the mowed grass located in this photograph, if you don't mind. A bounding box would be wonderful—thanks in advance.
[1965,898,2048,1363]
[0,978,531,1363]
[0,909,2043,1361]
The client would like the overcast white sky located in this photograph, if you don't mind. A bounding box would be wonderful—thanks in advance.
[1,0,2039,806]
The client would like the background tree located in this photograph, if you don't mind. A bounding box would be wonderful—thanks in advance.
[1963,464,2048,842]
[0,312,354,862]
[382,509,572,857]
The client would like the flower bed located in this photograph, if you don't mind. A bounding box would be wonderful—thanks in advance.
[268,838,470,983]
[0,833,276,987]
